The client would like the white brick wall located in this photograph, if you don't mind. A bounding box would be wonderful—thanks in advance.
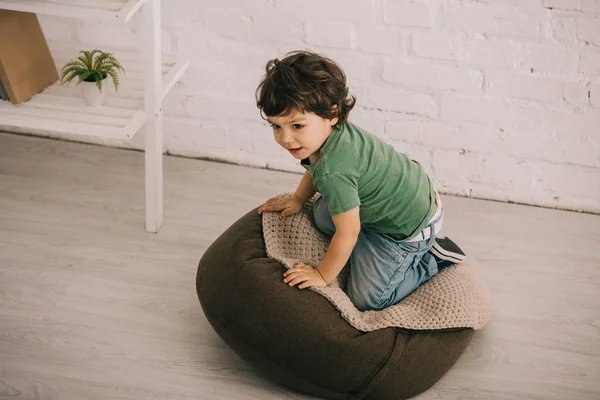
[305,22,356,49]
[17,0,600,214]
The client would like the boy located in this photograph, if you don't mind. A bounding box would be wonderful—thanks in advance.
[256,51,465,311]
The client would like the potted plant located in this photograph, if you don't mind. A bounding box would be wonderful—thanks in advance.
[60,49,125,106]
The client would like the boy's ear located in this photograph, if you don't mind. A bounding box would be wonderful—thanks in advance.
[330,105,340,125]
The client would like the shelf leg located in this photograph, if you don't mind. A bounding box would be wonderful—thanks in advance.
[144,0,163,233]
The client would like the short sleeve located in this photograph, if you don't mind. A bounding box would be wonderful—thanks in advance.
[315,173,361,216]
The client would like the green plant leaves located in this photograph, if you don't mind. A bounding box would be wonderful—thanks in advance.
[60,49,125,93]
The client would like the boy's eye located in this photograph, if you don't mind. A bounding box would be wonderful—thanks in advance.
[270,124,280,129]
[292,124,304,129]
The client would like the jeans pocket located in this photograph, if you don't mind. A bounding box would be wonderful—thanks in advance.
[395,240,423,255]
[376,250,420,309]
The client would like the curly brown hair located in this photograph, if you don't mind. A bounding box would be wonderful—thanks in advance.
[255,50,356,126]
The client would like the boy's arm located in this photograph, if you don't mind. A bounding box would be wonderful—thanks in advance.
[315,207,361,284]
[293,171,316,204]
[258,171,315,216]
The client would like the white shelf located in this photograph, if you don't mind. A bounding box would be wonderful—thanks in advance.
[0,0,148,22]
[0,42,189,140]
[1,0,177,233]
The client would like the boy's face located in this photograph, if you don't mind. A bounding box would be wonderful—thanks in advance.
[267,110,338,162]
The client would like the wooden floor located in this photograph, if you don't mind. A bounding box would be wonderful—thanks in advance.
[0,132,599,400]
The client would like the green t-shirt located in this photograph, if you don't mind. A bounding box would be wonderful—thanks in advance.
[301,121,435,241]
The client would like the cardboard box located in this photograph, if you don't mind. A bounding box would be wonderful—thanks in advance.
[0,10,59,105]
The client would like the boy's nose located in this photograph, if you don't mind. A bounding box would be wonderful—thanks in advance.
[280,130,294,144]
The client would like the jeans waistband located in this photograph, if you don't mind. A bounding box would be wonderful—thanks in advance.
[406,190,443,243]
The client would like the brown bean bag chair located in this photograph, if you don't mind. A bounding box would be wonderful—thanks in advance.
[196,208,474,400]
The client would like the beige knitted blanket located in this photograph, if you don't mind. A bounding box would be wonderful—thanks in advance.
[262,194,491,332]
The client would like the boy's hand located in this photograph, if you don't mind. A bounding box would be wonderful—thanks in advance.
[258,195,303,217]
[283,262,327,289]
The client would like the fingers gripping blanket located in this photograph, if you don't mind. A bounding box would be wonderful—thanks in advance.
[262,194,492,332]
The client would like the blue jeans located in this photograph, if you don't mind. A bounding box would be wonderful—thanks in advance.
[313,196,442,311]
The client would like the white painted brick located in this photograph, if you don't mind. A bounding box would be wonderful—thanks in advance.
[226,63,264,99]
[328,54,381,83]
[412,32,465,61]
[162,1,199,28]
[203,9,252,40]
[523,45,579,74]
[442,5,540,39]
[484,128,596,167]
[440,94,542,129]
[562,81,589,105]
[383,59,483,93]
[383,119,425,145]
[580,48,600,75]
[546,8,588,21]
[227,122,291,163]
[186,95,260,122]
[510,105,544,130]
[543,0,582,12]
[467,40,520,68]
[557,131,600,167]
[487,71,563,103]
[385,118,497,164]
[542,190,600,214]
[423,120,498,154]
[357,26,403,54]
[493,17,541,39]
[180,62,230,95]
[591,82,600,107]
[161,30,173,54]
[228,121,268,153]
[497,163,546,203]
[205,0,273,15]
[415,33,521,69]
[348,86,369,107]
[250,13,305,44]
[477,157,538,194]
[383,0,433,28]
[274,0,374,22]
[485,128,543,161]
[348,107,387,135]
[542,109,600,136]
[305,22,356,49]
[498,0,546,8]
[367,88,438,118]
[172,25,207,57]
[535,162,600,201]
[576,18,600,46]
[431,150,484,193]
[371,0,385,24]
[581,0,600,14]
[549,18,576,43]
[75,20,139,50]
[163,0,273,27]
[258,133,288,158]
[39,16,76,41]
[165,118,228,154]
[163,86,188,117]
[194,38,276,67]
[440,94,509,126]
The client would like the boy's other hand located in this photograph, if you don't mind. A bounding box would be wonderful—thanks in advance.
[258,195,303,217]
[283,262,327,289]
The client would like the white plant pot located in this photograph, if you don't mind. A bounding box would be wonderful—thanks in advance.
[81,79,107,106]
